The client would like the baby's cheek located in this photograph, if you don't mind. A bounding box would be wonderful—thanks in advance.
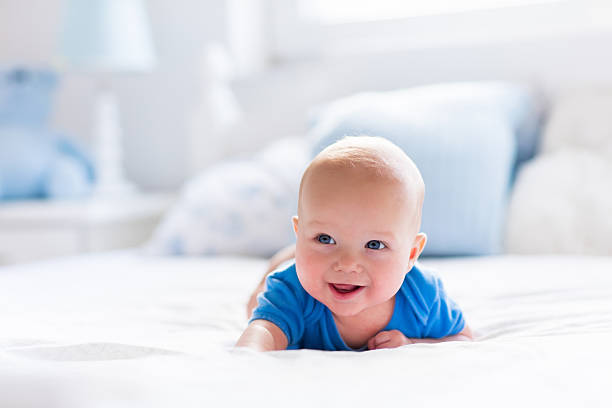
[373,268,405,298]
[295,250,326,294]
[295,250,314,281]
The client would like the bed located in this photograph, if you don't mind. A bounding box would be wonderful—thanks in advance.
[1,250,611,407]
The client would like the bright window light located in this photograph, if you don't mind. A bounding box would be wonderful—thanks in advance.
[298,0,562,24]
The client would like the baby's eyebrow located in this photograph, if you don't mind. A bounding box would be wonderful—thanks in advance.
[368,231,397,241]
[306,220,329,227]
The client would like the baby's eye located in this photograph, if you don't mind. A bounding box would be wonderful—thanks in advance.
[366,240,386,250]
[317,234,336,245]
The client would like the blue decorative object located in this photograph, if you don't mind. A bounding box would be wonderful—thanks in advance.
[0,67,95,200]
[0,127,94,199]
[0,67,57,128]
[310,82,543,256]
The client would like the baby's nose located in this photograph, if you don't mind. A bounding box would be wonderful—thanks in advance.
[334,252,361,273]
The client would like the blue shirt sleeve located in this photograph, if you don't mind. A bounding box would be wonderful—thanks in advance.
[404,266,465,338]
[249,264,306,346]
[422,272,465,338]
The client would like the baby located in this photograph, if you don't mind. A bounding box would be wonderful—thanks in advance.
[236,136,472,351]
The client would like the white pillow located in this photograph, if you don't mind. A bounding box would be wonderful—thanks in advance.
[147,137,310,257]
[505,149,612,255]
[505,89,612,255]
[540,90,612,156]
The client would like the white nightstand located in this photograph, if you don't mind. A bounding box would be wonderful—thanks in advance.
[0,193,175,265]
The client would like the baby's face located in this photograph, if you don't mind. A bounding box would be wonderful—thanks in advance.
[294,164,423,318]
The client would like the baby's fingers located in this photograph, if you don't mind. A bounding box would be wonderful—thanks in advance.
[368,330,406,350]
[367,332,388,350]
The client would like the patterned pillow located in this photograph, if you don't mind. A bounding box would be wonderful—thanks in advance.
[147,137,310,257]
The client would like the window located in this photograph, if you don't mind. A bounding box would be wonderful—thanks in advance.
[299,0,561,24]
[269,0,612,60]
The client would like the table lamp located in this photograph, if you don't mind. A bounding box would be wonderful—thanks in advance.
[59,0,156,196]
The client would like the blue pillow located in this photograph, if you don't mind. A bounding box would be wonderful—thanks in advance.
[310,82,542,256]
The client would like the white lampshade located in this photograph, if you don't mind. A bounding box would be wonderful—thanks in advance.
[59,0,156,72]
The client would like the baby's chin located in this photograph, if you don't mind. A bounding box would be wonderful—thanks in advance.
[326,304,366,317]
[318,296,369,317]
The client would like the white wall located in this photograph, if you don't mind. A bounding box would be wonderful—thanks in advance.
[2,1,612,191]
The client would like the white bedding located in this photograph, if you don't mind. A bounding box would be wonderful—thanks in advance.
[1,252,611,407]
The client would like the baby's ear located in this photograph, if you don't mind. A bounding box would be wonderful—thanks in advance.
[408,233,427,266]
[292,216,299,235]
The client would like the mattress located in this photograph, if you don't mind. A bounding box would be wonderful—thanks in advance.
[1,251,611,407]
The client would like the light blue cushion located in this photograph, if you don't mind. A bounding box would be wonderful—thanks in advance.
[310,82,542,256]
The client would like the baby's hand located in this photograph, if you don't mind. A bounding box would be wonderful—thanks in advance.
[367,330,413,350]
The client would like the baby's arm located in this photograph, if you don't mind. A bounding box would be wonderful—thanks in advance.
[368,324,473,350]
[246,244,296,318]
[236,320,289,351]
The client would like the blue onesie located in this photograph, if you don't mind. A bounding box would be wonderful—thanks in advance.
[250,262,465,351]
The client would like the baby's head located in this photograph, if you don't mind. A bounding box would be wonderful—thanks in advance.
[293,136,427,317]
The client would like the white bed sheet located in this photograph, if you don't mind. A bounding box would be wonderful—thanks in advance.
[1,251,611,407]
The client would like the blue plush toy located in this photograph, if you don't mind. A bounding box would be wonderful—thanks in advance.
[0,68,94,200]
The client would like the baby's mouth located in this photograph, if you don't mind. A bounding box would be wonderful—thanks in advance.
[328,283,366,301]
[331,283,362,293]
